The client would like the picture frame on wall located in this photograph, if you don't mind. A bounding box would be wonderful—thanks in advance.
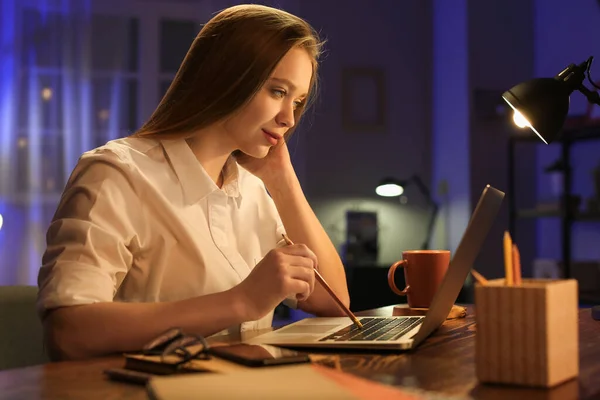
[341,67,386,132]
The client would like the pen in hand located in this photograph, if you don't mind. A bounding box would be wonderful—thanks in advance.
[282,234,363,329]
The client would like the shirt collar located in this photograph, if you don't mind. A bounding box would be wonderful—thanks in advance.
[160,139,243,206]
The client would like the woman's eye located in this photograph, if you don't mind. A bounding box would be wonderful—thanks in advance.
[272,88,286,98]
[271,87,303,109]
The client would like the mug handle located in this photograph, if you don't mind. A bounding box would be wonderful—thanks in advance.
[388,260,410,296]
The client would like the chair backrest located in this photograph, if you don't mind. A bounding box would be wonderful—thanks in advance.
[0,285,49,370]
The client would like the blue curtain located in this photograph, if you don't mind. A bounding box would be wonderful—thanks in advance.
[0,0,128,285]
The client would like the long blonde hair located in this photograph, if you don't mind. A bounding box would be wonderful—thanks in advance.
[133,4,324,140]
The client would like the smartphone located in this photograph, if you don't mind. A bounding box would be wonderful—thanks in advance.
[208,343,310,367]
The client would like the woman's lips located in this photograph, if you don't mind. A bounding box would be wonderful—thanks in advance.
[262,129,280,145]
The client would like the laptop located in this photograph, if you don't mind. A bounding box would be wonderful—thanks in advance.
[246,185,505,350]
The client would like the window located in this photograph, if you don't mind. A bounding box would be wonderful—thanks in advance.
[159,18,198,97]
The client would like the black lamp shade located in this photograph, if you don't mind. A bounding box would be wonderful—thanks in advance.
[502,78,572,144]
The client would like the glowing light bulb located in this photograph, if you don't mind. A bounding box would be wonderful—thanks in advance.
[98,109,109,121]
[0,214,3,231]
[41,87,53,101]
[375,184,404,197]
[512,110,530,128]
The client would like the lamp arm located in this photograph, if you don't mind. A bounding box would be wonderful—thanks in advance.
[407,175,440,250]
[422,202,439,250]
[578,84,600,106]
[408,175,433,204]
[577,56,600,106]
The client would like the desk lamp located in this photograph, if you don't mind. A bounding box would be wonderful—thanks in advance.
[503,56,600,320]
[502,56,600,144]
[375,175,438,250]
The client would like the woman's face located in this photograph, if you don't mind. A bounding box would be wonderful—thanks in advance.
[222,46,313,158]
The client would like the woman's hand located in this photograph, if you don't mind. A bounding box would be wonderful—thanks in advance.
[234,243,318,321]
[235,140,294,187]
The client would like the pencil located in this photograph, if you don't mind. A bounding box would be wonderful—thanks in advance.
[471,269,489,285]
[282,234,363,329]
[503,231,514,286]
[512,244,522,285]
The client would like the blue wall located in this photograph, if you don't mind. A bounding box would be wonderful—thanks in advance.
[535,0,600,263]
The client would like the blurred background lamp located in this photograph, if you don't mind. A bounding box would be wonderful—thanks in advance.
[375,179,404,197]
[502,56,600,144]
[375,175,438,250]
[0,213,3,231]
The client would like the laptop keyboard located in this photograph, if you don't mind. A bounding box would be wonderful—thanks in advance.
[319,317,423,342]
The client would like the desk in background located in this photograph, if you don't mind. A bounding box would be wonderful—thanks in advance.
[345,266,473,311]
[1,306,598,399]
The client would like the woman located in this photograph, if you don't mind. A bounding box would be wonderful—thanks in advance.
[37,4,350,360]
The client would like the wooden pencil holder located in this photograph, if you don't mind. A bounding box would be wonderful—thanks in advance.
[474,278,579,388]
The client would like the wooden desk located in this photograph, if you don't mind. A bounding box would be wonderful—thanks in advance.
[0,306,598,400]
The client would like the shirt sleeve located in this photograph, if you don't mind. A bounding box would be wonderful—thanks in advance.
[36,150,144,318]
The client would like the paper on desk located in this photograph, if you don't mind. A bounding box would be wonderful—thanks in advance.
[146,364,425,400]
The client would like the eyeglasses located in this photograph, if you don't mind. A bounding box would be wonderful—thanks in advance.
[142,327,211,366]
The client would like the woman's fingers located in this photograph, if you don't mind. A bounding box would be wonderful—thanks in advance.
[287,265,315,301]
[279,244,318,270]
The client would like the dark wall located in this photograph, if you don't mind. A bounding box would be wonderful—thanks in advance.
[468,0,537,282]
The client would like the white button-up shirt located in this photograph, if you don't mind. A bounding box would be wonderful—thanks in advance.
[37,137,289,334]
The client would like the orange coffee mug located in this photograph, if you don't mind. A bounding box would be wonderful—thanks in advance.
[387,250,450,308]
